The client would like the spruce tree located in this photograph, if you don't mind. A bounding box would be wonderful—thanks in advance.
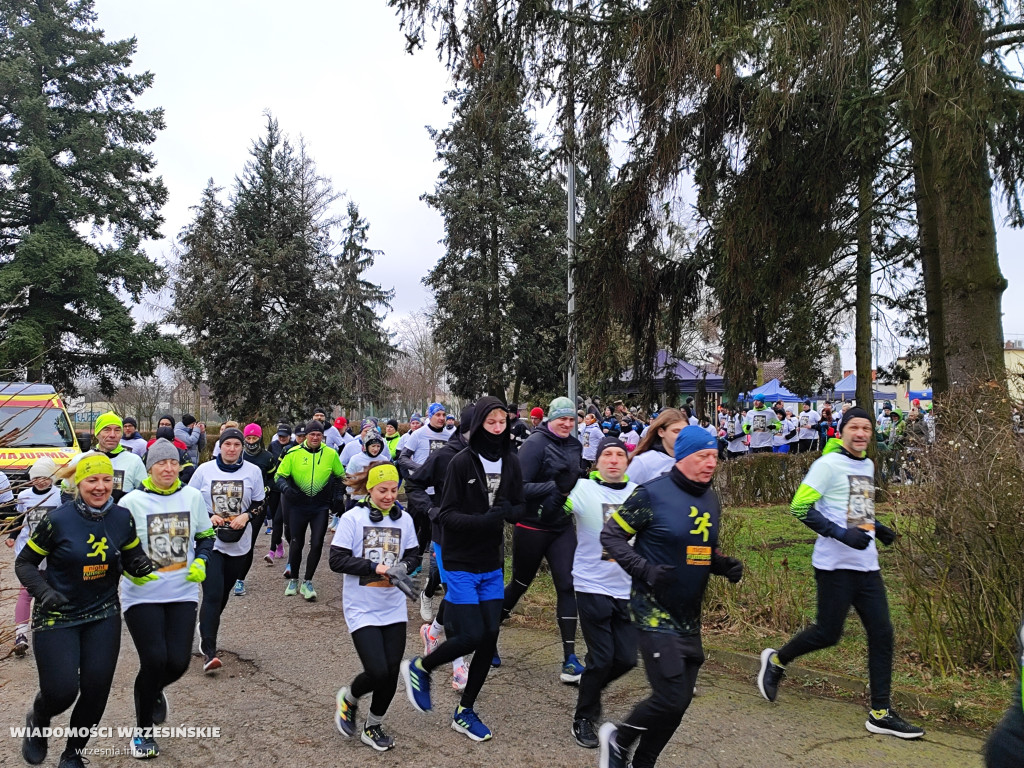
[0,0,173,394]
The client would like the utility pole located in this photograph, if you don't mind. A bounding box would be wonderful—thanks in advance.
[566,7,578,410]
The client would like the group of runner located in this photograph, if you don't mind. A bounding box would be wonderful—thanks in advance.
[2,398,1020,767]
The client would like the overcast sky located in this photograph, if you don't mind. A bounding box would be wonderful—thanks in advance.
[92,0,1024,366]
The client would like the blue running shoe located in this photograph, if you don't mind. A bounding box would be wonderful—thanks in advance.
[560,653,585,684]
[451,705,492,742]
[400,658,432,712]
[233,579,246,596]
[491,651,501,668]
[129,735,160,759]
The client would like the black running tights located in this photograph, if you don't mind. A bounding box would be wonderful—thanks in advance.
[31,613,121,756]
[125,601,197,727]
[350,622,406,718]
[502,524,577,662]
[288,506,329,581]
[422,599,502,709]
[199,550,248,658]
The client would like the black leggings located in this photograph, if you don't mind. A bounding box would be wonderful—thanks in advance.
[269,492,287,551]
[288,505,329,581]
[777,568,893,710]
[502,524,578,661]
[349,623,406,717]
[125,601,197,727]
[199,550,248,658]
[422,599,502,709]
[616,631,703,768]
[31,613,121,756]
[575,592,637,722]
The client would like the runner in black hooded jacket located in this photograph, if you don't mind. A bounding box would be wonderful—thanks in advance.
[501,396,585,682]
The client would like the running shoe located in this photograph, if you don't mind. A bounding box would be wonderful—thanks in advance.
[400,657,432,712]
[419,590,434,622]
[598,722,628,768]
[264,550,275,565]
[233,579,246,596]
[334,687,358,738]
[22,711,46,765]
[361,723,395,751]
[300,580,317,601]
[757,648,785,702]
[14,632,29,657]
[420,623,440,656]
[572,717,599,749]
[56,754,87,768]
[561,653,585,684]
[284,579,299,596]
[865,709,925,739]
[283,564,292,579]
[451,705,492,742]
[129,735,160,759]
[153,690,168,725]
[265,524,272,535]
[203,655,222,674]
[274,544,285,558]
[452,664,468,692]
[491,650,501,667]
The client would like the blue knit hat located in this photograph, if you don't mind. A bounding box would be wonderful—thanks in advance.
[674,425,718,460]
[427,403,446,419]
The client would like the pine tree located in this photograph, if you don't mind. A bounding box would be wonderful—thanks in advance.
[424,64,566,401]
[0,0,174,394]
[172,117,394,421]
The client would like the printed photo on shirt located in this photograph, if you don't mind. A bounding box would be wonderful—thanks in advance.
[428,439,447,454]
[25,501,56,531]
[211,479,244,519]
[112,469,125,491]
[485,473,501,506]
[601,503,620,561]
[752,414,767,433]
[148,511,191,571]
[360,525,401,587]
[846,475,876,529]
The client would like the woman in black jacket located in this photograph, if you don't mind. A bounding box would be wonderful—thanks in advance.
[401,396,524,743]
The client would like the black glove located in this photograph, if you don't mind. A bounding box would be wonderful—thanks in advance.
[874,522,896,546]
[385,564,417,599]
[39,586,69,611]
[835,526,872,550]
[719,557,744,583]
[644,563,677,590]
[483,502,512,527]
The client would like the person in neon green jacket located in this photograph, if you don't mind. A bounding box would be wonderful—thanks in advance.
[274,420,345,600]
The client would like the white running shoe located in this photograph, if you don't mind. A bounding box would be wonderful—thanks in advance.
[419,590,434,622]
[452,664,468,692]
[420,623,439,656]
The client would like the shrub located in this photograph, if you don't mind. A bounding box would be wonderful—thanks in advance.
[893,384,1024,673]
[714,452,818,507]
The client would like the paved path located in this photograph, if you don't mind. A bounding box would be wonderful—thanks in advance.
[0,541,988,768]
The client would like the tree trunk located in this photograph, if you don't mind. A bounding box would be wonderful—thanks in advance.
[897,0,1006,409]
[855,171,875,413]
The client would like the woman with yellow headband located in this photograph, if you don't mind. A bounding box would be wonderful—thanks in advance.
[329,460,419,752]
[15,453,157,768]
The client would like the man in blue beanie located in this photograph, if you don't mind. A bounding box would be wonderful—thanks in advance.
[597,426,744,768]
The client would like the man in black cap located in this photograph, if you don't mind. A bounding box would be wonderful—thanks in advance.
[756,407,923,739]
[120,417,148,457]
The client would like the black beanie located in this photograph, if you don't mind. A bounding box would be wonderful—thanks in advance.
[155,426,175,442]
[387,418,399,430]
[839,407,873,432]
[123,416,138,428]
[305,420,325,435]
[181,414,196,427]
[594,436,628,463]
[218,427,244,445]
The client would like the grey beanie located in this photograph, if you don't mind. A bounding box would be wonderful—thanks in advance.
[146,438,180,471]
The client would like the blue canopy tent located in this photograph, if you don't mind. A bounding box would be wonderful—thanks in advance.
[739,378,804,403]
[908,389,933,400]
[617,350,725,395]
[831,374,897,401]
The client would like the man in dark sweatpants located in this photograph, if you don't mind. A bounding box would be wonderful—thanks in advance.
[598,426,744,768]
